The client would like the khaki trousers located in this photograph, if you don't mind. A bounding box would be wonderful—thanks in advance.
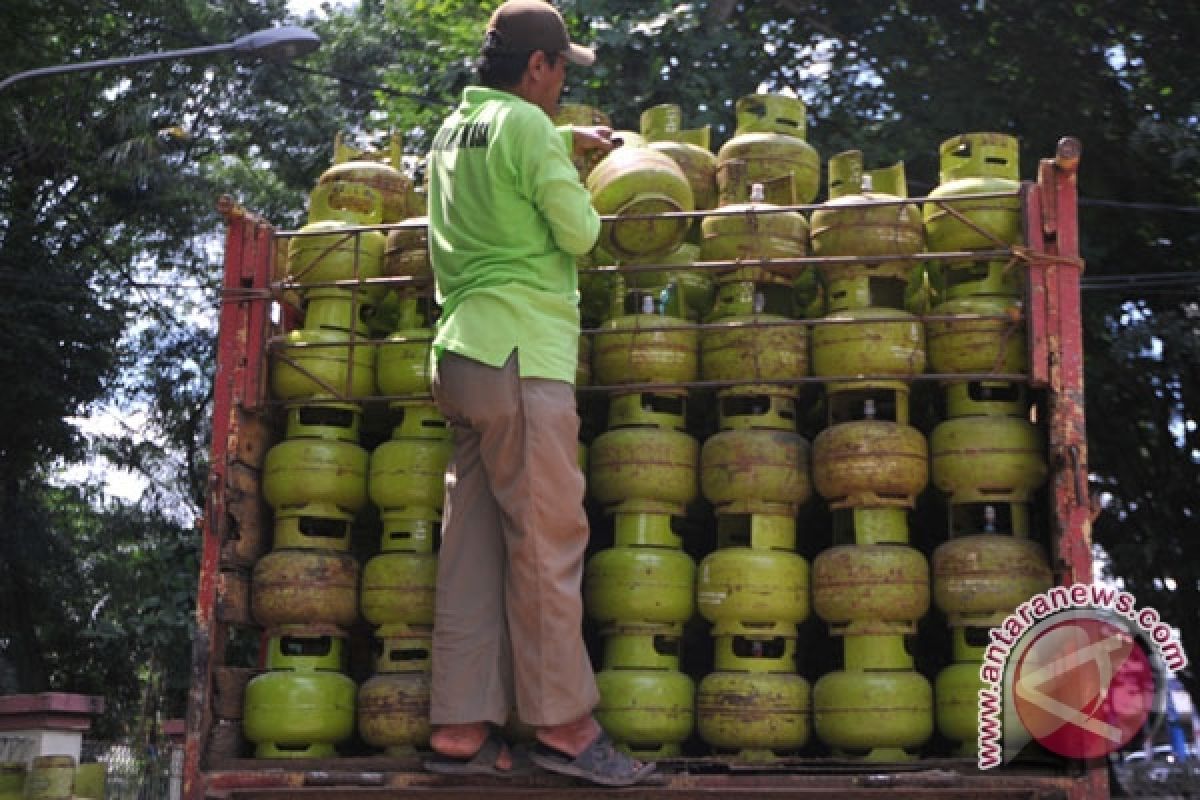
[429,351,599,727]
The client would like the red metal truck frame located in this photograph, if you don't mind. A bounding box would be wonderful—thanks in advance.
[183,139,1104,799]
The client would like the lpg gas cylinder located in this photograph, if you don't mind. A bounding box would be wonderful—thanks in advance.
[697,629,810,759]
[286,216,386,293]
[595,668,695,758]
[812,543,929,635]
[810,306,926,381]
[584,546,696,627]
[288,176,386,292]
[383,218,430,281]
[716,93,820,204]
[588,424,698,515]
[271,328,375,403]
[930,414,1047,504]
[555,103,612,181]
[701,282,808,386]
[932,531,1052,626]
[809,151,924,284]
[697,670,810,759]
[923,133,1021,252]
[587,145,695,259]
[697,547,810,629]
[251,549,359,628]
[359,549,437,628]
[375,299,434,399]
[641,103,718,212]
[700,174,809,283]
[926,293,1026,376]
[243,626,357,758]
[367,405,451,528]
[317,132,412,223]
[812,410,928,509]
[263,406,368,521]
[272,289,376,403]
[701,404,812,514]
[592,291,699,388]
[813,635,932,761]
[935,626,989,755]
[357,624,433,754]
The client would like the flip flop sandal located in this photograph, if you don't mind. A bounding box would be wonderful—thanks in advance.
[529,730,657,787]
[424,730,532,777]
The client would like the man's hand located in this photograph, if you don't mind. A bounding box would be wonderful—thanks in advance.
[572,125,615,158]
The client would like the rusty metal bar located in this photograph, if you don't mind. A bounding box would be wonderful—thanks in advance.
[1024,135,1100,800]
[244,219,273,410]
[185,199,276,800]
[202,763,1087,799]
[1041,137,1092,587]
[270,191,1021,231]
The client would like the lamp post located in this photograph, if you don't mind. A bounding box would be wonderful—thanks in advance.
[0,25,320,92]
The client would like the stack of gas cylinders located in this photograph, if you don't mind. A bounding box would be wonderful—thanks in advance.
[241,96,1047,764]
[694,386,813,759]
[249,163,382,756]
[579,103,708,758]
[805,149,933,760]
[248,135,440,757]
[921,133,1054,755]
[363,274,447,755]
[574,97,1044,762]
[585,287,701,757]
[692,94,816,758]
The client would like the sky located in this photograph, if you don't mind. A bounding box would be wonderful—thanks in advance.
[56,0,357,508]
[288,0,357,18]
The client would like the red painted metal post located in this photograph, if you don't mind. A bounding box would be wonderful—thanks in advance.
[183,198,274,800]
[1030,138,1106,800]
[1034,137,1092,586]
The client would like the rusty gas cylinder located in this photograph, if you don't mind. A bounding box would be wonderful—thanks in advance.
[252,549,359,628]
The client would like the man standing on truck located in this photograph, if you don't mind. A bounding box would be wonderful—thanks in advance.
[421,0,655,787]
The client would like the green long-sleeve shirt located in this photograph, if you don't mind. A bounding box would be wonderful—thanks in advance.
[427,86,601,383]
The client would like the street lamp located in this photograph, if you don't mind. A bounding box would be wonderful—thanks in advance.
[0,26,321,92]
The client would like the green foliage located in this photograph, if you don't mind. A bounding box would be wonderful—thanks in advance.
[0,0,313,733]
[1088,301,1199,678]
[0,482,198,739]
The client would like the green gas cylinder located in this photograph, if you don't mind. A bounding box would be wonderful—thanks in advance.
[923,133,1021,252]
[587,145,695,259]
[716,93,820,204]
[810,151,924,286]
[243,627,357,758]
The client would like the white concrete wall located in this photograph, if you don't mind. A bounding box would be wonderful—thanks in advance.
[0,730,80,766]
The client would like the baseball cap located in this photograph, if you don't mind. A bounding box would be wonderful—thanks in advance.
[486,0,595,67]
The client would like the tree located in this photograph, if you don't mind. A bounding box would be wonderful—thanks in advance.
[0,0,436,734]
[0,0,325,731]
[0,484,198,739]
